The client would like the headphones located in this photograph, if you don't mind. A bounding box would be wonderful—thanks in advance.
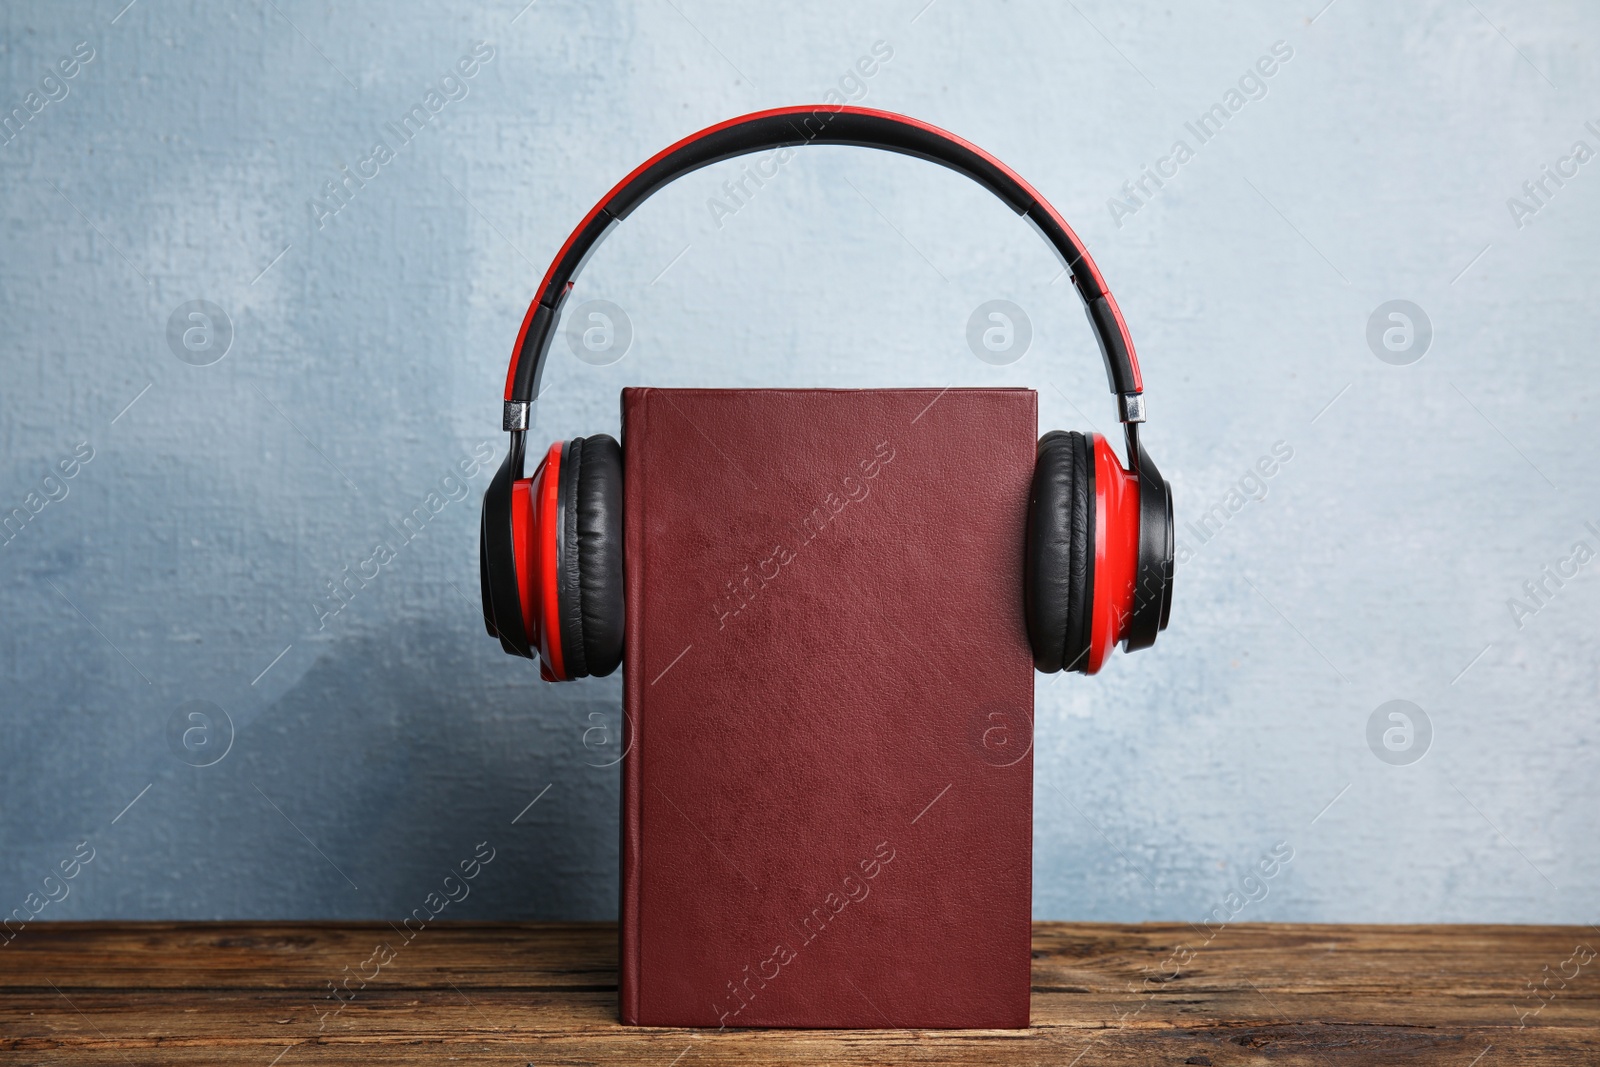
[480,106,1173,681]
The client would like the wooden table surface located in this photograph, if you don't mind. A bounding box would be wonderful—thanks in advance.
[2,921,1596,1064]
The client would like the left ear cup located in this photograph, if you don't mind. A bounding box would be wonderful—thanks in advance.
[1025,431,1096,674]
[554,435,626,679]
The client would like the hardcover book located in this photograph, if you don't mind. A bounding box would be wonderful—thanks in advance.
[620,387,1037,1028]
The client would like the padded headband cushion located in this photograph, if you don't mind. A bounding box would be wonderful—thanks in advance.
[1025,431,1095,674]
[567,434,625,677]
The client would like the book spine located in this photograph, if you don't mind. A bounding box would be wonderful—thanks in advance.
[618,388,646,1025]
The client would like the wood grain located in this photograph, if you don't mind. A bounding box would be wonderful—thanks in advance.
[2,922,1595,1064]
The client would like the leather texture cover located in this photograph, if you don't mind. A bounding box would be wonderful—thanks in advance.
[621,388,1037,1029]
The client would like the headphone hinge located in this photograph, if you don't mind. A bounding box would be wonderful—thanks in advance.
[504,401,531,431]
[1118,393,1146,423]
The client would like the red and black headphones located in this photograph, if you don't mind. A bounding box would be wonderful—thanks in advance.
[480,106,1173,681]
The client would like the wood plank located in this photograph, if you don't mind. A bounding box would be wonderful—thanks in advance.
[0,922,1594,1065]
[0,921,618,989]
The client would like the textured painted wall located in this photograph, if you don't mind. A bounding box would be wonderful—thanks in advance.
[1,0,1595,927]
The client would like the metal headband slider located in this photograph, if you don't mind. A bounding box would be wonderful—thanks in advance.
[1119,393,1146,423]
[503,401,530,431]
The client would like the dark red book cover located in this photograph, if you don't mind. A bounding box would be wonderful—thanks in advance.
[620,388,1036,1028]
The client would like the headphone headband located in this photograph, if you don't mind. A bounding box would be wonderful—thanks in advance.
[501,105,1147,429]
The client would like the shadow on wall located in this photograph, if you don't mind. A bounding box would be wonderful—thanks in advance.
[211,618,622,920]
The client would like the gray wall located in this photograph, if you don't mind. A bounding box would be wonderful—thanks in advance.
[2,0,1595,925]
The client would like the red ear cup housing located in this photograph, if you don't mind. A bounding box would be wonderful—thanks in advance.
[1086,433,1141,673]
[518,442,567,680]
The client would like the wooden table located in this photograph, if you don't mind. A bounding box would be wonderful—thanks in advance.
[3,922,1595,1064]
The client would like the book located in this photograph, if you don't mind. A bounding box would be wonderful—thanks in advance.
[620,387,1036,1028]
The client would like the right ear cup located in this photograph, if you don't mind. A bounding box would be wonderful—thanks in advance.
[1025,430,1096,674]
[555,435,625,679]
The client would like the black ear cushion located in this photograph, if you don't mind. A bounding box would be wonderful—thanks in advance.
[568,434,625,678]
[1067,432,1096,670]
[555,439,589,679]
[1025,431,1095,674]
